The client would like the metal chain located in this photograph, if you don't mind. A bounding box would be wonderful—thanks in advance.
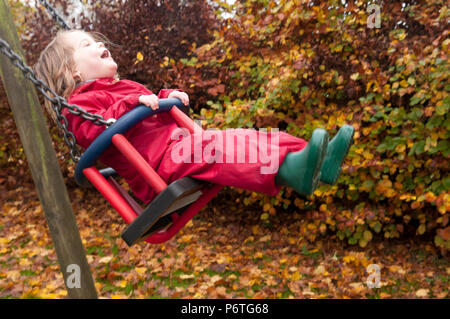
[37,0,71,30]
[0,39,112,162]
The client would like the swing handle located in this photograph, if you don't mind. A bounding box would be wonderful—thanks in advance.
[74,98,189,187]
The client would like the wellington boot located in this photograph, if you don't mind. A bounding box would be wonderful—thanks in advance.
[275,129,329,195]
[320,124,355,185]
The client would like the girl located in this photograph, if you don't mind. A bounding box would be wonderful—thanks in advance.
[34,30,354,204]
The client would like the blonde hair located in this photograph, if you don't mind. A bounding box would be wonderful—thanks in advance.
[34,29,117,123]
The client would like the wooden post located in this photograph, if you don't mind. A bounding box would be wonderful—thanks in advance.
[0,0,97,298]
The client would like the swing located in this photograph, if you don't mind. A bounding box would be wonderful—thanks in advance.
[75,99,224,246]
[0,0,224,246]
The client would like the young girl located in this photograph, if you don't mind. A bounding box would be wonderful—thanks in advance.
[34,30,354,204]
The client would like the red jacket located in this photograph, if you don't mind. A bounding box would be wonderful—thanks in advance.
[66,78,182,203]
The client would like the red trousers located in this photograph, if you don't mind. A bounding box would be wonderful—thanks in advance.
[152,128,307,201]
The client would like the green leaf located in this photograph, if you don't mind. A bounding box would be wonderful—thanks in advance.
[361,180,375,192]
[376,143,387,153]
[426,115,443,130]
[407,108,423,121]
[409,96,422,106]
[442,177,450,190]
[348,236,358,245]
[413,140,426,155]
[436,97,449,115]
[372,223,382,233]
[441,143,450,157]
[337,230,346,240]
[363,230,373,241]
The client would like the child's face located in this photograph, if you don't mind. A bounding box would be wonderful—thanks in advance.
[68,31,118,81]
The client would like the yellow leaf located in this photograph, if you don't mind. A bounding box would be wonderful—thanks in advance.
[254,252,263,259]
[291,272,302,281]
[425,192,436,203]
[313,265,326,276]
[415,288,429,298]
[193,292,204,298]
[350,73,359,81]
[388,265,406,275]
[135,267,147,275]
[210,275,222,284]
[136,51,144,61]
[244,236,254,244]
[99,256,113,264]
[343,255,356,263]
[180,234,193,243]
[399,80,409,87]
[19,258,31,266]
[395,144,406,153]
[349,282,365,293]
[28,279,41,287]
[417,224,426,235]
[183,220,194,228]
[6,270,20,281]
[362,127,372,136]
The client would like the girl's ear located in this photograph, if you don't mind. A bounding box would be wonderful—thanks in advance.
[73,70,83,82]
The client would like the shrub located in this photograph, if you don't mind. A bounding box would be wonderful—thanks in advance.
[168,0,450,251]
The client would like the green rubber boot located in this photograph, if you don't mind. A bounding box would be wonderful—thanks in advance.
[320,124,355,185]
[275,128,329,196]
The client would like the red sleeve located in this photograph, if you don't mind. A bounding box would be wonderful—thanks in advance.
[157,89,183,99]
[65,91,141,149]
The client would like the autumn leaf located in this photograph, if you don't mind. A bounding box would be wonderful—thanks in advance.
[415,289,429,298]
[134,51,144,65]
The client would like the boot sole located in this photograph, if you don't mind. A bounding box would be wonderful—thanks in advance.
[301,129,329,195]
[321,125,354,185]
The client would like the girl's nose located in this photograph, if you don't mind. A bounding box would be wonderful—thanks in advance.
[97,42,105,48]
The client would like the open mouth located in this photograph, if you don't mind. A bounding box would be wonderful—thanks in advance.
[101,49,110,59]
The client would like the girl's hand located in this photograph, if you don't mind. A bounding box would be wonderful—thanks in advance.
[168,91,189,106]
[139,94,159,110]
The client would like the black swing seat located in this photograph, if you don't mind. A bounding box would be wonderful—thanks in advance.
[121,176,206,246]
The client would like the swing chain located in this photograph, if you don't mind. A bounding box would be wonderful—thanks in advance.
[37,0,71,30]
[0,38,113,162]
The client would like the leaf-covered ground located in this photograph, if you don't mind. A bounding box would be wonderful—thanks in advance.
[0,177,449,299]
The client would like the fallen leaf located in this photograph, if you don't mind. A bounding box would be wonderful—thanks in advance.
[99,256,113,264]
[415,289,429,298]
